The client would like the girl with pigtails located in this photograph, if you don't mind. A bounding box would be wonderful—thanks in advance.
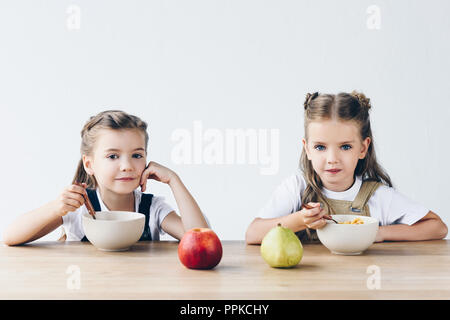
[246,91,447,244]
[4,110,208,245]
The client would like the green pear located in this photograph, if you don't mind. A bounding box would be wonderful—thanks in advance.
[260,223,303,268]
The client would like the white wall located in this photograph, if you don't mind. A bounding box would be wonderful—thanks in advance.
[0,0,448,241]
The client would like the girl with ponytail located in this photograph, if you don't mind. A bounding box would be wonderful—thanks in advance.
[246,91,447,244]
[4,110,209,245]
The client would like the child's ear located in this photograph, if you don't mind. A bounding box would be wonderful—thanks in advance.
[301,138,310,160]
[82,155,94,175]
[359,137,371,159]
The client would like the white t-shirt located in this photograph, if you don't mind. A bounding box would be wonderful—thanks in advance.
[258,170,429,226]
[62,188,174,241]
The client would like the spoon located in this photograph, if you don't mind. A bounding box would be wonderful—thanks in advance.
[75,182,96,219]
[301,203,338,224]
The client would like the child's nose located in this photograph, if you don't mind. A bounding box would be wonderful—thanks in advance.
[120,158,134,171]
[326,149,339,164]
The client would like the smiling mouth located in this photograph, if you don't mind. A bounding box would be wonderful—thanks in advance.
[116,178,136,181]
[326,169,341,174]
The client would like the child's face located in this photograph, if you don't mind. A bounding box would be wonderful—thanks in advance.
[83,129,147,194]
[302,119,370,192]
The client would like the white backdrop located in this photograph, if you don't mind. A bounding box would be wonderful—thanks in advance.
[0,0,449,241]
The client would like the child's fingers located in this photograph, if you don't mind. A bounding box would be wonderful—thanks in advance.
[304,216,320,226]
[141,174,161,192]
[140,162,169,191]
[301,203,322,216]
[64,191,85,206]
[316,219,328,229]
[304,207,322,217]
[140,163,156,185]
[140,168,154,192]
[303,211,327,225]
[306,218,326,230]
[68,184,87,196]
[139,169,147,186]
[148,173,160,181]
[141,180,147,192]
[307,202,322,208]
[62,197,83,209]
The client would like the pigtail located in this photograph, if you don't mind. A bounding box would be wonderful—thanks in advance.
[351,91,371,110]
[71,159,97,188]
[303,92,319,110]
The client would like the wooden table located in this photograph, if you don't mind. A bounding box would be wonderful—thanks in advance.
[0,240,449,300]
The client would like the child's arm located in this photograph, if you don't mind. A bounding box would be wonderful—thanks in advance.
[140,161,208,240]
[2,184,87,246]
[375,211,448,242]
[246,202,325,245]
[2,201,63,245]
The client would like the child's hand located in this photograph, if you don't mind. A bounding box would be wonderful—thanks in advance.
[140,161,178,192]
[53,183,87,217]
[300,202,327,230]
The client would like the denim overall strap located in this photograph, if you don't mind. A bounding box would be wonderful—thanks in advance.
[349,180,382,214]
[138,193,153,241]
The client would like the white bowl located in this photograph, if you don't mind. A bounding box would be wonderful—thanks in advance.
[316,214,379,255]
[82,211,145,251]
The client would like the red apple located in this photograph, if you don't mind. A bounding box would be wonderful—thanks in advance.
[178,228,223,269]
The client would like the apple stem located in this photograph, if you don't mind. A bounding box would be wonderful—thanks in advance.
[277,223,281,227]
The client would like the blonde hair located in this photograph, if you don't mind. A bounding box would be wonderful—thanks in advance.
[300,91,392,212]
[72,110,149,188]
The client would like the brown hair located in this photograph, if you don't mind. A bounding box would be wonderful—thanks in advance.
[300,91,392,211]
[71,110,149,188]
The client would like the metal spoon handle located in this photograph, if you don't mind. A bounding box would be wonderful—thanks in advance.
[323,215,339,224]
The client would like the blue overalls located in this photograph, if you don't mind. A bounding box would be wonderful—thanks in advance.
[81,188,153,242]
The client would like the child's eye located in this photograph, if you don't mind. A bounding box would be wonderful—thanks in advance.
[133,153,144,159]
[341,144,352,151]
[314,145,325,151]
[107,154,118,159]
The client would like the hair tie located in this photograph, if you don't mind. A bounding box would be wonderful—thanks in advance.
[304,92,319,110]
